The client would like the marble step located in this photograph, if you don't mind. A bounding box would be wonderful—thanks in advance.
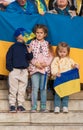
[0,100,83,112]
[0,126,83,130]
[0,112,83,125]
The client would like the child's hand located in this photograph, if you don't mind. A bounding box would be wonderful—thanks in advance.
[40,12,45,15]
[35,62,43,69]
[74,64,80,69]
[41,62,47,67]
[27,45,32,53]
[52,72,61,78]
[56,72,61,77]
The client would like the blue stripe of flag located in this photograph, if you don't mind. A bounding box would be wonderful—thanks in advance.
[53,68,80,87]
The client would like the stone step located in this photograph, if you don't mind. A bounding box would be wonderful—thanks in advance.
[31,112,83,124]
[0,80,9,89]
[0,90,82,100]
[0,112,83,125]
[0,100,83,111]
[0,126,83,130]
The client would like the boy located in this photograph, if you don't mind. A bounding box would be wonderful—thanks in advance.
[6,28,33,112]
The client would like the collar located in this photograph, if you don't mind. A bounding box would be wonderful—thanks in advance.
[55,6,70,15]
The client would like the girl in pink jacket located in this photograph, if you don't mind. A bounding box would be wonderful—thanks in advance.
[29,24,53,112]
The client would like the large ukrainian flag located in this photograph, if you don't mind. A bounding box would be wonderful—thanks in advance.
[53,68,80,97]
[0,11,83,83]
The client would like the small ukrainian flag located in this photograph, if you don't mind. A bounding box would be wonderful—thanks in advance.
[53,68,80,97]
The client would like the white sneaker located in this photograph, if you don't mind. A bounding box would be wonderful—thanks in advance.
[63,107,68,113]
[54,107,60,113]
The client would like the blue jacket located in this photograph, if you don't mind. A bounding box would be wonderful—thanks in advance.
[6,0,38,15]
[6,42,33,71]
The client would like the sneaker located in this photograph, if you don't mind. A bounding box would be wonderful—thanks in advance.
[9,106,16,113]
[17,106,26,112]
[40,109,49,113]
[63,107,68,113]
[31,106,37,113]
[54,107,60,113]
[31,109,37,113]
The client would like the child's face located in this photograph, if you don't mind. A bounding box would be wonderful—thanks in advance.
[58,47,68,58]
[16,34,25,43]
[35,28,46,41]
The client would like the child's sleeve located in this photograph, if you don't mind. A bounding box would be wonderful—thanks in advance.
[51,57,59,76]
[6,46,13,72]
[29,40,38,66]
[44,54,54,66]
[70,58,79,69]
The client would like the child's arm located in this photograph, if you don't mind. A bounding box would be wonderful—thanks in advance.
[51,57,60,77]
[26,45,33,61]
[44,54,54,67]
[6,46,13,72]
[72,64,80,69]
[70,58,80,69]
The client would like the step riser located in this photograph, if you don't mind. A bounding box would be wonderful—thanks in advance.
[0,126,83,130]
[0,113,83,124]
[30,113,83,124]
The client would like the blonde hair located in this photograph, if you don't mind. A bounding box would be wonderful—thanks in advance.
[56,42,70,57]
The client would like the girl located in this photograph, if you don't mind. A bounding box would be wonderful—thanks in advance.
[29,24,53,112]
[51,42,79,113]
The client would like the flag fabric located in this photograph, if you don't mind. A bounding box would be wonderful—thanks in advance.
[36,0,47,14]
[53,68,80,97]
[45,0,49,7]
[0,11,83,82]
[76,0,82,14]
[43,72,48,90]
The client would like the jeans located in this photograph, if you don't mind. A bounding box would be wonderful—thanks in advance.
[31,72,48,110]
[54,93,69,108]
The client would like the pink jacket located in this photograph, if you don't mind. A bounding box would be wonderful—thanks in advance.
[28,39,53,76]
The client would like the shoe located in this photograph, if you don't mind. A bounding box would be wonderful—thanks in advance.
[17,106,26,112]
[63,107,68,113]
[40,109,49,113]
[54,107,60,113]
[9,106,16,113]
[31,109,37,113]
[31,105,37,113]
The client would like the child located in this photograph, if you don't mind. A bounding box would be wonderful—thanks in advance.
[29,24,53,112]
[6,28,33,112]
[51,42,79,113]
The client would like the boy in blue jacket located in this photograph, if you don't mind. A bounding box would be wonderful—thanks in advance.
[6,28,33,112]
